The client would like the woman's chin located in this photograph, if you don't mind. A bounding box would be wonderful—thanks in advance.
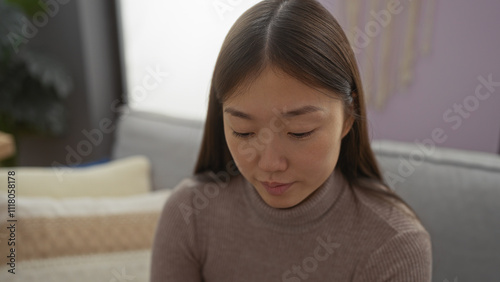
[256,189,304,209]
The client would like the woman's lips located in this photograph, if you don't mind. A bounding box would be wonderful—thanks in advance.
[260,181,294,196]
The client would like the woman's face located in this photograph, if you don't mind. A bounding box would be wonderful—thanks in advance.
[223,66,353,208]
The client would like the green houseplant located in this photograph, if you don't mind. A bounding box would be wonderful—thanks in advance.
[0,0,72,166]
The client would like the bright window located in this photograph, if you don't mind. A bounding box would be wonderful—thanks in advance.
[118,0,261,120]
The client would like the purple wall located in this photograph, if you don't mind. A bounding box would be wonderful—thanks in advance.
[321,0,500,154]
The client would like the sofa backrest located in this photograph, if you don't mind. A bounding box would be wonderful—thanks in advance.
[112,109,204,190]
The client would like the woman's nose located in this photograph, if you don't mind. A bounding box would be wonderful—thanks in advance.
[257,136,287,172]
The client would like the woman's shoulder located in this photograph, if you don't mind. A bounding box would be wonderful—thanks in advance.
[348,184,432,280]
[352,183,429,237]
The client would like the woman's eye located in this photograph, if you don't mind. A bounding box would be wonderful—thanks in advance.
[288,130,315,139]
[232,130,314,139]
[232,131,254,139]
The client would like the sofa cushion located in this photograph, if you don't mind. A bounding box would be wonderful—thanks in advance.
[0,155,152,198]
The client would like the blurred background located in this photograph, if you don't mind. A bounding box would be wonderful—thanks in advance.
[0,0,499,167]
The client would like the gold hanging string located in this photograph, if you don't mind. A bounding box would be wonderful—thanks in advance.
[399,0,422,88]
[363,0,381,106]
[346,0,362,34]
[421,0,437,55]
[345,0,362,53]
[375,2,397,110]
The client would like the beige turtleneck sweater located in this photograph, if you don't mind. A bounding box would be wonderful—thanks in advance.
[150,169,432,281]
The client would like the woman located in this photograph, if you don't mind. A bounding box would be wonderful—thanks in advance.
[151,0,432,281]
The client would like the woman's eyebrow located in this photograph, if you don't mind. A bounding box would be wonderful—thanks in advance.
[281,105,325,118]
[224,107,253,120]
[224,105,325,120]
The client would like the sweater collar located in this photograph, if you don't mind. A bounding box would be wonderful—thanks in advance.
[240,168,347,231]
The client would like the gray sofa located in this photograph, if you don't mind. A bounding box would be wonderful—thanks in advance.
[113,109,500,282]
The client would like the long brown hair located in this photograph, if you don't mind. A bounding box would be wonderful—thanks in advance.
[195,0,412,211]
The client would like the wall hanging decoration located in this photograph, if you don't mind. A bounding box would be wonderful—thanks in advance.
[343,0,437,110]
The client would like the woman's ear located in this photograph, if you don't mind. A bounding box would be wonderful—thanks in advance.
[341,92,356,138]
[341,115,354,139]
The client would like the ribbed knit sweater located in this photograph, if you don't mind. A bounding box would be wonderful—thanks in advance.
[150,169,432,281]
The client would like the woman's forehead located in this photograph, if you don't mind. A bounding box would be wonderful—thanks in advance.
[225,66,332,102]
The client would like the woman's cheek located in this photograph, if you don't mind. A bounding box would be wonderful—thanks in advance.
[227,140,254,174]
[301,136,339,171]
